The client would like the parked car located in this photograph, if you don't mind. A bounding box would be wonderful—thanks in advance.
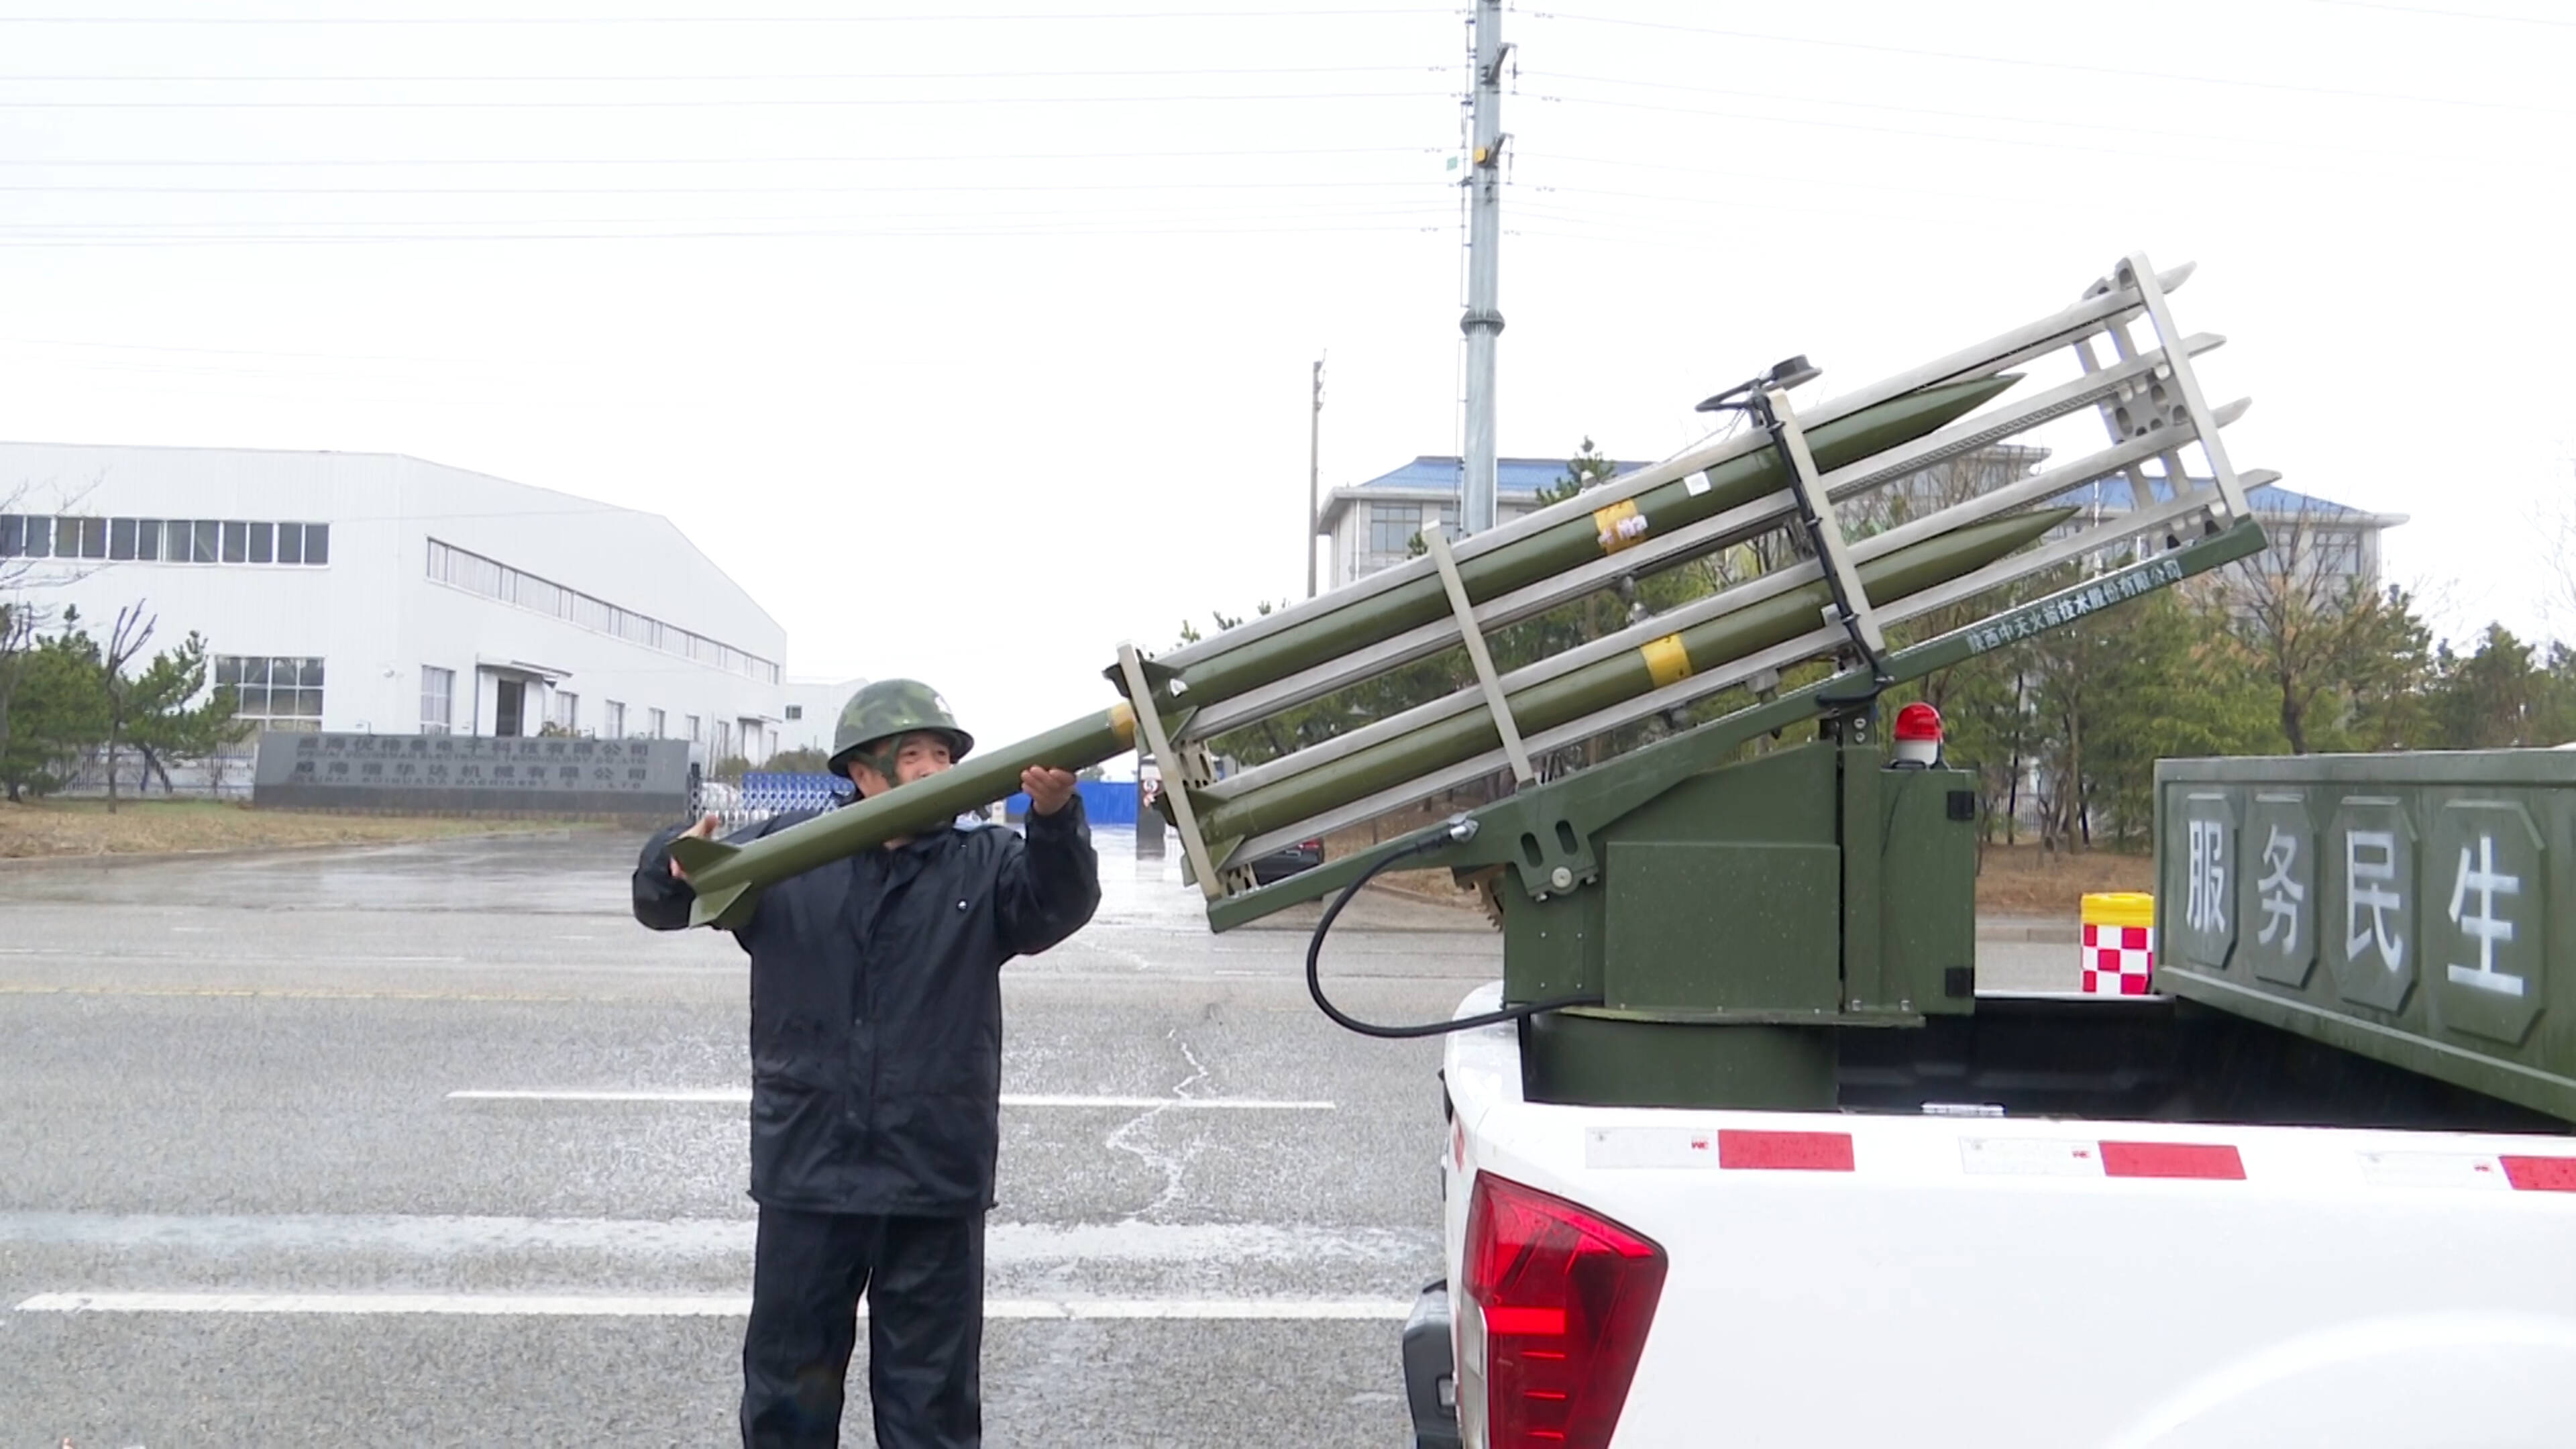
[1250,837,1324,884]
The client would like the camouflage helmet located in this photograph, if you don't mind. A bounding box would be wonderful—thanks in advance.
[827,678,973,780]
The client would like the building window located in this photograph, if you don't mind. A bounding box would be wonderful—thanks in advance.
[784,704,804,721]
[1365,502,1456,557]
[216,655,325,731]
[603,700,626,739]
[0,517,333,566]
[421,667,454,735]
[423,536,780,686]
[713,719,734,759]
[551,690,580,734]
[686,714,702,745]
[649,708,666,739]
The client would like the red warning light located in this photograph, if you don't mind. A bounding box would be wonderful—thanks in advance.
[1890,702,1942,767]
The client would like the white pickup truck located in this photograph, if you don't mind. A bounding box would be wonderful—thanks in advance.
[1401,981,2576,1449]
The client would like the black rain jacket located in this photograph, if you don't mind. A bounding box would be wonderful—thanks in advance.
[633,798,1099,1215]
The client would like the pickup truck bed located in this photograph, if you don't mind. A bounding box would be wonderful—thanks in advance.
[1413,984,2576,1449]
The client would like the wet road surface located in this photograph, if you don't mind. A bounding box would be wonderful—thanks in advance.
[0,824,2080,1447]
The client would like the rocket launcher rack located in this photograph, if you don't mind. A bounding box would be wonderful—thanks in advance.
[1122,252,2272,912]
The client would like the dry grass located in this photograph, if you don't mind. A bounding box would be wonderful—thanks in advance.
[1972,841,2155,916]
[1317,814,2155,921]
[0,798,576,860]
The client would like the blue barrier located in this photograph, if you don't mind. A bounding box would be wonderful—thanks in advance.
[1004,778,1139,826]
[740,771,851,815]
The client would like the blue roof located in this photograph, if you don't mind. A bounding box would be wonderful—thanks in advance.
[1353,455,1657,496]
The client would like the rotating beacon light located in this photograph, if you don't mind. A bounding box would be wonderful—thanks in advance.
[1889,702,1943,769]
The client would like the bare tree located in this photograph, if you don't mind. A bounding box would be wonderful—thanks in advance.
[99,603,157,812]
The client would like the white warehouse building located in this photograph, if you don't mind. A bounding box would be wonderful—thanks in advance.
[0,442,786,761]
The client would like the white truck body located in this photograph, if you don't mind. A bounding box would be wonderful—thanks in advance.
[1435,983,2576,1449]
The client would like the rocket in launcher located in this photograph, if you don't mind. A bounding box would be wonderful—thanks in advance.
[666,703,1138,930]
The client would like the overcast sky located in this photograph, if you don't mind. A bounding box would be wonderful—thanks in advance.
[1,0,2568,752]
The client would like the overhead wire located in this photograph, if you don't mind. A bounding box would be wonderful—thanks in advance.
[1526,7,2572,117]
[0,146,1440,168]
[0,8,1465,23]
[0,89,1455,110]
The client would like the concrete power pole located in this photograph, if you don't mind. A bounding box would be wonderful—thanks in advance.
[1307,357,1324,598]
[1459,0,1509,536]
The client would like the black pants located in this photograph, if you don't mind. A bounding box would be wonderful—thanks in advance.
[741,1206,985,1449]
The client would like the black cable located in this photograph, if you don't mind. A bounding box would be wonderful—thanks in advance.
[1306,828,1603,1040]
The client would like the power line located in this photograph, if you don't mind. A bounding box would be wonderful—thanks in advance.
[2305,0,2576,24]
[0,217,1458,248]
[0,8,1462,23]
[0,146,1438,168]
[0,178,1440,195]
[1522,68,2412,159]
[0,64,1442,83]
[1529,91,2397,175]
[0,89,1452,110]
[1528,8,2571,117]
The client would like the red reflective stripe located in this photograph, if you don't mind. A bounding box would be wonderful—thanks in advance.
[2501,1156,2576,1192]
[2099,1141,2245,1180]
[1718,1130,1855,1172]
[1483,1305,1567,1335]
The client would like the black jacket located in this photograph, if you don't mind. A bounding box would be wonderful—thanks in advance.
[633,798,1100,1214]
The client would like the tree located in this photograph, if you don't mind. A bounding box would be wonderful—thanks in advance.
[0,612,108,801]
[97,603,156,812]
[2425,625,2562,749]
[762,746,829,775]
[2203,508,2432,754]
[122,631,243,796]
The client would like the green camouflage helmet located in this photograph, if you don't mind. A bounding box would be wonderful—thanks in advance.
[827,678,974,781]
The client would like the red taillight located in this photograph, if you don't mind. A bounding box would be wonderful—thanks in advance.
[1462,1173,1666,1449]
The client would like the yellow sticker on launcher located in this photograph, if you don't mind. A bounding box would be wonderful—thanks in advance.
[1640,634,1693,688]
[1593,499,1651,554]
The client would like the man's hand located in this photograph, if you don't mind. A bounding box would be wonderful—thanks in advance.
[1021,767,1077,816]
[668,812,719,879]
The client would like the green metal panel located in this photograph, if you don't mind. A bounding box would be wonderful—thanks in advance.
[1602,841,1840,1014]
[1879,767,1980,1016]
[2155,751,2576,1124]
[1523,1013,1839,1110]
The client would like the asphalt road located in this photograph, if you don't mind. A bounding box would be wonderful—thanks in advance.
[0,824,2082,1448]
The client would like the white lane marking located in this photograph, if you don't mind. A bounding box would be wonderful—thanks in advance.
[14,1291,1411,1320]
[445,1089,1335,1110]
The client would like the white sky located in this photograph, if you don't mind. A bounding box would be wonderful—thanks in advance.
[0,0,2568,751]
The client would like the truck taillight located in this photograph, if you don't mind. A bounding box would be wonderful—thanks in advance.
[1462,1173,1666,1449]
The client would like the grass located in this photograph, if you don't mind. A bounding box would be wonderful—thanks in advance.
[0,797,581,860]
[1972,841,2155,917]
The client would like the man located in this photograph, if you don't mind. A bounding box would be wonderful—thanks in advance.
[633,680,1100,1448]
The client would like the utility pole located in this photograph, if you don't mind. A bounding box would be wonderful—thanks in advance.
[1307,357,1324,598]
[1459,0,1509,537]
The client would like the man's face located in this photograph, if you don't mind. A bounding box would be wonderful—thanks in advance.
[848,731,954,796]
